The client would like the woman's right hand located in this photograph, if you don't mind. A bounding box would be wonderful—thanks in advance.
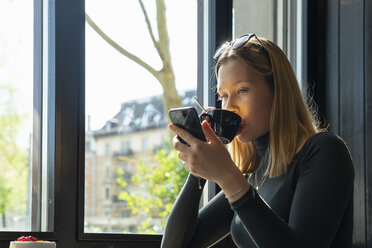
[168,121,237,184]
[169,121,250,202]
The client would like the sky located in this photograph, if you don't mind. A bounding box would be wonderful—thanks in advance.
[0,0,197,143]
[85,0,197,130]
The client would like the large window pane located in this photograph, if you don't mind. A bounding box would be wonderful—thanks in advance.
[0,0,53,233]
[0,0,33,231]
[85,0,197,234]
[233,0,306,81]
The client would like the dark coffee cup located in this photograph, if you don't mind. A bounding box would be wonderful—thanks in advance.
[199,109,242,144]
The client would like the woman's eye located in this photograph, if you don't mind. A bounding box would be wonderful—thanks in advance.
[218,94,228,100]
[238,88,248,94]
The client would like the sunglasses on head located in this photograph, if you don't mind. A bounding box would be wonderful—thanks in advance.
[213,33,263,60]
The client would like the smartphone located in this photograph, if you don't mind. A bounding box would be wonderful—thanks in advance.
[168,107,207,144]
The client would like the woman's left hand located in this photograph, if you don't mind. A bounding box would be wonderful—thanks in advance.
[169,120,237,184]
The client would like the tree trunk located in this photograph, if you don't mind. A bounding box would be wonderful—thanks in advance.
[158,68,183,119]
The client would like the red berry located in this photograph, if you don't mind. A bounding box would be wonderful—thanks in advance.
[17,235,38,242]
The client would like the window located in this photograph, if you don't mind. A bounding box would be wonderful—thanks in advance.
[121,209,130,218]
[121,140,131,154]
[105,164,110,178]
[233,0,307,83]
[86,141,91,152]
[84,0,198,235]
[141,138,148,152]
[0,0,54,232]
[104,187,110,201]
[0,0,34,231]
[105,144,110,156]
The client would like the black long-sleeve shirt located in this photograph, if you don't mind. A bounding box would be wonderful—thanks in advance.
[161,131,354,248]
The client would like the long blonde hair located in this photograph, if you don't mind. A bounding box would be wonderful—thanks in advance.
[215,37,321,178]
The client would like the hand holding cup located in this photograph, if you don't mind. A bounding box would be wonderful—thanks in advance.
[199,109,242,144]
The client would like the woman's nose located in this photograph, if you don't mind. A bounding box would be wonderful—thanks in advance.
[224,97,238,112]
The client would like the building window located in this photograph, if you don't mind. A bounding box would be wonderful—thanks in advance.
[105,164,110,178]
[105,144,110,156]
[121,140,131,154]
[141,138,148,151]
[121,210,130,218]
[86,141,91,152]
[105,187,110,201]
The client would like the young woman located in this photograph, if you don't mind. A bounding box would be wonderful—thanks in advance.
[161,34,354,248]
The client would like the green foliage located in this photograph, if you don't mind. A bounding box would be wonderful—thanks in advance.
[0,84,28,228]
[117,146,188,234]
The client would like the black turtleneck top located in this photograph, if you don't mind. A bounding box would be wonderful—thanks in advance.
[161,132,354,248]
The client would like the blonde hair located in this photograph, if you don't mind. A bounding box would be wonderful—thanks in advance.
[215,37,321,178]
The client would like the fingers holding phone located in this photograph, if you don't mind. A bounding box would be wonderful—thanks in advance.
[168,107,206,144]
[168,123,201,148]
[168,120,236,183]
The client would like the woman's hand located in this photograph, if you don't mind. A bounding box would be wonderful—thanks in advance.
[200,107,215,124]
[169,120,237,185]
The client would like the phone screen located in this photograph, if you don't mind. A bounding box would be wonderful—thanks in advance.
[168,107,206,142]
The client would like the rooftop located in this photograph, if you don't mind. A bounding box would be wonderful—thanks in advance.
[93,90,198,137]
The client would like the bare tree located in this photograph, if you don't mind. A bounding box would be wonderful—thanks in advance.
[86,0,183,114]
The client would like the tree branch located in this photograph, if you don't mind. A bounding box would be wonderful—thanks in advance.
[138,0,162,58]
[156,0,172,66]
[85,13,160,80]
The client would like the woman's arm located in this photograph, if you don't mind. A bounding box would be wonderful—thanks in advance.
[163,121,252,247]
[228,132,354,247]
[161,173,204,248]
[161,173,235,248]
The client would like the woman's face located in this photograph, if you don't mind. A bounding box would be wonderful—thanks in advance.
[217,58,274,143]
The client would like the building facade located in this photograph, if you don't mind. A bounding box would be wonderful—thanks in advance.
[84,90,196,233]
